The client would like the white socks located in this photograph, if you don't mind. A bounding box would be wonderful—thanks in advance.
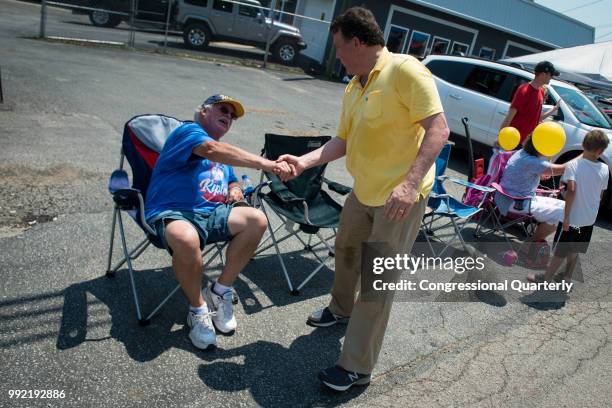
[213,281,232,296]
[189,304,208,315]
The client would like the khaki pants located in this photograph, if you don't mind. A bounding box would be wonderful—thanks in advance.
[329,192,427,374]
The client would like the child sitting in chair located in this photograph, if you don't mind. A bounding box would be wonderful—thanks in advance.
[495,135,568,247]
[528,129,609,284]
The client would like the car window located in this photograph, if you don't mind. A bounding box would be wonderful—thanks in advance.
[553,85,612,129]
[543,87,556,105]
[239,5,259,17]
[213,0,233,12]
[463,67,507,98]
[497,74,530,102]
[425,60,474,87]
[184,0,208,6]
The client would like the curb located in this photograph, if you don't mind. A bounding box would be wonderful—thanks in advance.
[33,36,307,75]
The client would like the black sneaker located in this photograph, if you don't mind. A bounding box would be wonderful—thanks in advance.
[318,365,371,391]
[307,307,348,327]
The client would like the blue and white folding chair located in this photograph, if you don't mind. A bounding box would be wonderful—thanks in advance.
[421,143,495,256]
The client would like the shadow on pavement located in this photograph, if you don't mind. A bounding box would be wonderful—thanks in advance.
[56,267,191,361]
[198,326,367,407]
[155,41,267,63]
[239,251,334,314]
[282,77,316,82]
[54,252,332,361]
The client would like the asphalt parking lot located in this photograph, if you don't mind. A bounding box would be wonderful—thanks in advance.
[1,1,612,407]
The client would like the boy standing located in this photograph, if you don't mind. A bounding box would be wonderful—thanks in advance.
[528,130,609,284]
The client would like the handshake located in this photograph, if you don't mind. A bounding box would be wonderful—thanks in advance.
[265,154,305,182]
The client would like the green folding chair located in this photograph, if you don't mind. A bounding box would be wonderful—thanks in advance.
[254,133,351,295]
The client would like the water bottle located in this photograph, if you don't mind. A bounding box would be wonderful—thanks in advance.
[240,174,254,196]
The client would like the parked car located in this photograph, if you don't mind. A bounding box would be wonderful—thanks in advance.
[174,0,306,65]
[73,0,174,28]
[590,94,612,121]
[422,55,612,211]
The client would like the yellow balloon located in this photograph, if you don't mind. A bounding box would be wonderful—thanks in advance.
[498,127,520,151]
[532,122,566,157]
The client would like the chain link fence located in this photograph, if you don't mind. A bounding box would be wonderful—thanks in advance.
[37,0,333,72]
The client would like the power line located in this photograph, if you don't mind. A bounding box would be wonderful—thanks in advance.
[561,0,604,13]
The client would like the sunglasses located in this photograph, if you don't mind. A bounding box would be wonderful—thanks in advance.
[218,104,237,120]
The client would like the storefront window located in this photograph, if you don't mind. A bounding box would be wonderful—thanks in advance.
[407,31,430,58]
[386,26,409,54]
[451,42,469,56]
[479,47,496,60]
[430,37,450,55]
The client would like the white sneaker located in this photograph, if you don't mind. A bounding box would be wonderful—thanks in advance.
[204,285,237,335]
[186,307,217,350]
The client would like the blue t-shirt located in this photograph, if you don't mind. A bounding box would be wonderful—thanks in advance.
[144,123,238,221]
[495,149,550,215]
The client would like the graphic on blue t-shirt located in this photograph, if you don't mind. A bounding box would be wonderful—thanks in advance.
[199,163,229,203]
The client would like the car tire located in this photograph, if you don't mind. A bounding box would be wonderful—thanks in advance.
[273,38,298,65]
[183,23,211,50]
[89,11,121,28]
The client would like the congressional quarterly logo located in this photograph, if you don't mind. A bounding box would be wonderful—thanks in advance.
[199,163,228,203]
[359,242,578,303]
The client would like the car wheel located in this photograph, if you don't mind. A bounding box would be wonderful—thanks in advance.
[273,39,298,65]
[183,24,211,50]
[89,11,121,28]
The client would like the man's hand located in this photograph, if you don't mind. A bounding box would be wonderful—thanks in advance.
[384,181,418,222]
[263,159,294,181]
[226,186,244,204]
[562,218,570,232]
[277,154,306,180]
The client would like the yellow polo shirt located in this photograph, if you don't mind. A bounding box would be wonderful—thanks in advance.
[337,48,443,207]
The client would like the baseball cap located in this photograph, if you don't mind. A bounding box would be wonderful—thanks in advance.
[534,61,560,76]
[202,94,245,118]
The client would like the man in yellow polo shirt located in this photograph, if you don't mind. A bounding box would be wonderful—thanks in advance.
[278,6,449,391]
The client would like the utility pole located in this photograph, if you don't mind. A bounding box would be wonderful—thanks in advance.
[39,0,48,38]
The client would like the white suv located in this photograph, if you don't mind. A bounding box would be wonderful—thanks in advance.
[422,55,612,211]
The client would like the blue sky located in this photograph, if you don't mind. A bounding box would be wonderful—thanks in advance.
[535,0,612,43]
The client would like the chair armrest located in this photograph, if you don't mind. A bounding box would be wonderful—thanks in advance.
[108,170,130,193]
[430,192,451,199]
[111,188,156,236]
[536,185,564,197]
[490,183,532,201]
[111,188,142,209]
[269,180,305,203]
[444,177,495,193]
[322,177,351,195]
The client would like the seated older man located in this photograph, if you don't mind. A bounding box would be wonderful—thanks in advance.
[145,94,292,350]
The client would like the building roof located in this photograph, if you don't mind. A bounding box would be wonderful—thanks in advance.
[407,0,594,48]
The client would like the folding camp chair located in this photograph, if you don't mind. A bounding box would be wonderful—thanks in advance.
[421,143,495,256]
[106,114,227,325]
[254,133,351,295]
[469,150,561,251]
[466,149,534,248]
